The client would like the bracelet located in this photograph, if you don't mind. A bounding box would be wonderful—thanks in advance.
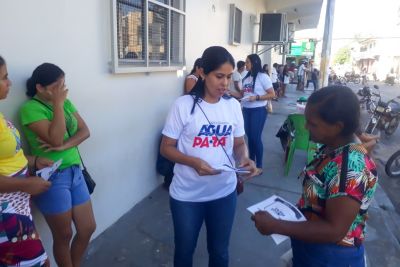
[256,95,260,101]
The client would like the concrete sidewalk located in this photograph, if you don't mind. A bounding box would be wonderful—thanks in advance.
[82,85,400,267]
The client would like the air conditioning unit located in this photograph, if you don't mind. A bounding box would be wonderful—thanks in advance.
[229,4,242,45]
[259,13,287,42]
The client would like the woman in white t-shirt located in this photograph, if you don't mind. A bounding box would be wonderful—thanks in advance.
[241,54,275,174]
[161,46,257,267]
[184,58,202,94]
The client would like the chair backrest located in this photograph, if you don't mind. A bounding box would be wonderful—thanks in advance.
[288,113,309,150]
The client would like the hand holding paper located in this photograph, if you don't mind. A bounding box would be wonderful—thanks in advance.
[213,164,250,174]
[248,195,306,245]
[36,159,63,181]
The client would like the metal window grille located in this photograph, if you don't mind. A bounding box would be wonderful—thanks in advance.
[112,0,186,73]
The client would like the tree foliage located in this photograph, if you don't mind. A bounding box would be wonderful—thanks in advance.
[334,46,351,65]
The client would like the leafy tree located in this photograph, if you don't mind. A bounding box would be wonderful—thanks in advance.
[334,46,351,65]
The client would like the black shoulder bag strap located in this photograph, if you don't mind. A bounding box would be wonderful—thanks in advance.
[31,98,87,170]
[194,101,235,168]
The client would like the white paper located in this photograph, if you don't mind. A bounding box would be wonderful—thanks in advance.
[240,95,250,102]
[36,159,63,181]
[247,195,306,245]
[213,164,250,174]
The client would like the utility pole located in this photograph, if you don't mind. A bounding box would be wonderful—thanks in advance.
[320,0,336,87]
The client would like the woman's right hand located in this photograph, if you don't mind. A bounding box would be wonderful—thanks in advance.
[192,158,220,176]
[50,84,68,106]
[22,177,51,196]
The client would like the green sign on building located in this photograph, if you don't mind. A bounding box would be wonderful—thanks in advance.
[289,41,315,56]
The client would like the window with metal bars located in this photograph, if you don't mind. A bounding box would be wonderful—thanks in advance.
[111,0,185,73]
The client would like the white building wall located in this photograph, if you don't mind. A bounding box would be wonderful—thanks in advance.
[0,0,268,263]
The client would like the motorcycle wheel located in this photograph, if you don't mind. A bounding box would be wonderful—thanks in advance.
[385,150,400,178]
[365,119,377,134]
[354,77,361,84]
[385,117,400,136]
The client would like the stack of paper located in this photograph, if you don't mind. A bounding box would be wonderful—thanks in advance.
[247,195,306,245]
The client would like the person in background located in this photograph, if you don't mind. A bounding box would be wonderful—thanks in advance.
[237,60,248,79]
[0,55,51,267]
[184,58,202,94]
[161,46,257,267]
[310,68,320,91]
[228,61,244,99]
[280,65,289,97]
[20,63,96,267]
[262,64,269,76]
[252,86,377,267]
[270,63,279,99]
[296,61,308,91]
[242,54,275,175]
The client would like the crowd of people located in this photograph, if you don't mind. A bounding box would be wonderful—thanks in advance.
[1,46,378,267]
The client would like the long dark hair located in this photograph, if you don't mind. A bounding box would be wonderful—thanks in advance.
[0,55,5,67]
[189,46,235,114]
[26,63,65,97]
[307,85,360,137]
[243,54,263,89]
[189,58,202,75]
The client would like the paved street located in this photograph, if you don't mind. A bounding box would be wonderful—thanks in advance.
[82,83,400,267]
[347,81,400,215]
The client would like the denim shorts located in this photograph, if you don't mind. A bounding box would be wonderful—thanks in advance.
[34,165,90,215]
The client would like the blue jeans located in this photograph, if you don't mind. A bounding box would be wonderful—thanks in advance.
[170,191,237,267]
[242,107,267,168]
[291,238,365,267]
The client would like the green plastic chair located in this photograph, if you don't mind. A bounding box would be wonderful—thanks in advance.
[307,141,319,164]
[284,114,310,176]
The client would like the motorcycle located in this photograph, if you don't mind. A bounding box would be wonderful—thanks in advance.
[385,150,400,178]
[385,75,395,86]
[358,85,379,114]
[344,72,361,84]
[364,90,400,136]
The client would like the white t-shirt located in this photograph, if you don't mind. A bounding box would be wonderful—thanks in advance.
[241,73,273,108]
[162,95,245,202]
[271,68,279,83]
[240,70,248,79]
[229,70,242,92]
[298,64,306,76]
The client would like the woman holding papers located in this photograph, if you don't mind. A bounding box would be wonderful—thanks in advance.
[161,46,257,267]
[252,86,377,267]
[241,54,275,175]
[20,63,96,267]
[0,55,51,266]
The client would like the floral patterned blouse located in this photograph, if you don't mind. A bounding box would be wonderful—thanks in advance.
[297,143,378,246]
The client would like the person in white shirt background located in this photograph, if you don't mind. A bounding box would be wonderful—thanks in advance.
[241,54,275,175]
[270,63,280,101]
[297,61,308,91]
[228,61,244,99]
[237,60,248,79]
[160,46,257,267]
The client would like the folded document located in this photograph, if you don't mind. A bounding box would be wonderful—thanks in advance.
[247,195,306,245]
